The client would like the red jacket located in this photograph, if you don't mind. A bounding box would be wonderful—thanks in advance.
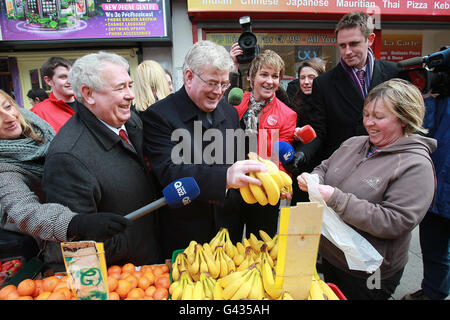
[235,92,297,170]
[31,92,75,133]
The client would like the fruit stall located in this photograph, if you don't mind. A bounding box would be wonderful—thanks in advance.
[0,156,346,300]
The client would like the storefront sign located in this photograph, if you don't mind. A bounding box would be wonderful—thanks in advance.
[207,31,336,46]
[188,0,450,16]
[0,0,170,42]
[380,34,422,62]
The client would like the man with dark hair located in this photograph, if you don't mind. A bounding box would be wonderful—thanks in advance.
[31,57,78,132]
[285,11,400,175]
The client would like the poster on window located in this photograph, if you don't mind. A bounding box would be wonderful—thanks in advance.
[0,0,170,42]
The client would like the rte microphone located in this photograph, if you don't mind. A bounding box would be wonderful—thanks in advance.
[273,141,295,165]
[294,125,317,144]
[228,87,244,106]
[397,56,425,68]
[125,177,200,221]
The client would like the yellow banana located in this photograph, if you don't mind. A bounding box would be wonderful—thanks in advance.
[240,184,257,204]
[309,279,326,300]
[213,280,224,300]
[203,250,220,279]
[279,170,293,195]
[192,279,205,300]
[261,259,282,299]
[249,233,264,252]
[231,268,257,300]
[210,228,226,250]
[236,241,245,255]
[248,269,265,300]
[171,283,184,300]
[182,282,194,300]
[248,173,269,206]
[242,237,251,249]
[216,247,229,278]
[256,171,280,206]
[224,237,236,259]
[185,240,197,264]
[217,269,246,288]
[222,268,253,300]
[233,252,245,266]
[171,260,180,281]
[188,244,200,277]
[269,236,279,261]
[202,242,214,258]
[199,252,209,275]
[259,230,272,243]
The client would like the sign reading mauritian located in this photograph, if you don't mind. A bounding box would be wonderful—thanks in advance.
[187,0,450,15]
[0,0,169,41]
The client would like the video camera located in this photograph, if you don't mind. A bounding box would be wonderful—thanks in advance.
[398,46,450,96]
[236,16,260,64]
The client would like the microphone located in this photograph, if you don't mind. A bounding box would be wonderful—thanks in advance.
[397,56,425,68]
[273,141,295,165]
[125,177,200,221]
[294,125,316,144]
[228,87,244,106]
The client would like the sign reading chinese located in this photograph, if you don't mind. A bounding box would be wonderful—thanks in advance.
[0,0,170,42]
[188,0,450,16]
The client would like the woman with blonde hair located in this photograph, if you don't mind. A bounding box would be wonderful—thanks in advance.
[133,60,171,115]
[297,78,437,299]
[0,89,130,271]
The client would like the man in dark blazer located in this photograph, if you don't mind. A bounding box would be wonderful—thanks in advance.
[286,11,400,174]
[142,41,267,259]
[42,52,162,267]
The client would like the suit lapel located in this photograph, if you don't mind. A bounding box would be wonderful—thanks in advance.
[370,60,386,90]
[333,64,364,116]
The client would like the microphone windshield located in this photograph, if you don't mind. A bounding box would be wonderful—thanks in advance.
[163,177,200,209]
[228,87,244,106]
[294,125,317,144]
[273,141,294,165]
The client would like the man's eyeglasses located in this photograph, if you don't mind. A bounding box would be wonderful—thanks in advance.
[193,71,231,91]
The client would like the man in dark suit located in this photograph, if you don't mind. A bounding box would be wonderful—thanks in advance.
[142,40,268,258]
[286,11,400,175]
[42,52,162,267]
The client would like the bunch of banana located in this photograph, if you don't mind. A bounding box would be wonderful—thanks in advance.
[308,269,340,300]
[171,252,189,281]
[254,243,275,269]
[169,271,194,300]
[236,246,257,271]
[259,230,279,262]
[214,245,236,278]
[240,152,294,206]
[209,228,238,258]
[218,265,265,300]
[261,258,282,299]
[192,273,218,300]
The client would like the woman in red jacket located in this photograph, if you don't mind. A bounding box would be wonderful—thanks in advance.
[223,49,297,240]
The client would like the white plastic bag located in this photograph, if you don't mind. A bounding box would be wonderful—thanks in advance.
[305,174,383,273]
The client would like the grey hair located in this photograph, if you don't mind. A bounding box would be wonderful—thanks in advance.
[70,51,129,104]
[182,40,234,82]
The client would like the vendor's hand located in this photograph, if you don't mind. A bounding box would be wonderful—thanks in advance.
[230,43,242,72]
[226,160,267,189]
[297,172,310,192]
[280,191,292,201]
[317,184,335,202]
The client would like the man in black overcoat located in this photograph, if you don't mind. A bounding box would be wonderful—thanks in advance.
[42,52,162,267]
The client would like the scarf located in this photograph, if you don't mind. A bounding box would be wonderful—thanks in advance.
[340,47,375,98]
[243,92,273,135]
[0,109,55,177]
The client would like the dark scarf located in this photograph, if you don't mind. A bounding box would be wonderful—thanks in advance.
[0,109,55,177]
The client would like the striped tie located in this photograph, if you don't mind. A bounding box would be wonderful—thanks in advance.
[356,69,365,89]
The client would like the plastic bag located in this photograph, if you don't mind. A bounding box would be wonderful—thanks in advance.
[306,174,383,273]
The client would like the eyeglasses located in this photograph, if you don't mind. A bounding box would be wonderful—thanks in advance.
[193,71,231,91]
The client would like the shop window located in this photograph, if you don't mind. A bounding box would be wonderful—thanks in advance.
[206,31,338,91]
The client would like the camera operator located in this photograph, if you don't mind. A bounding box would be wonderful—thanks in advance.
[401,47,450,300]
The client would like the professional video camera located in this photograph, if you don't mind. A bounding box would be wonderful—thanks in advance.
[398,46,450,96]
[236,16,260,64]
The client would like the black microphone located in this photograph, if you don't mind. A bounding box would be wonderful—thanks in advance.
[228,87,244,106]
[397,56,425,68]
[125,177,200,221]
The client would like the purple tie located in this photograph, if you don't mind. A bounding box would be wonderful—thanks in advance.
[356,69,365,89]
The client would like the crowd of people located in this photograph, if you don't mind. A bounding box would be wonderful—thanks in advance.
[0,11,447,300]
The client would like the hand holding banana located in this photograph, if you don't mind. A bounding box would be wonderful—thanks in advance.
[240,152,293,206]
